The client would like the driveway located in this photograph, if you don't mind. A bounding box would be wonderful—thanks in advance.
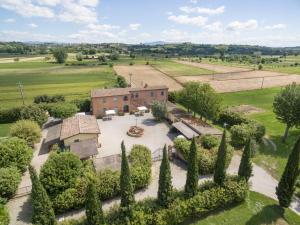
[97,113,177,158]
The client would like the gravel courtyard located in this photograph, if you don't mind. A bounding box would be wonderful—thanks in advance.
[97,113,177,158]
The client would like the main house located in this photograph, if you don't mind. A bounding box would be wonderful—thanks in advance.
[91,85,168,117]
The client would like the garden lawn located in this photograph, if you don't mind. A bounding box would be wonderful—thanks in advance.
[188,191,300,225]
[0,61,116,109]
[0,123,11,137]
[221,87,300,179]
[151,60,214,76]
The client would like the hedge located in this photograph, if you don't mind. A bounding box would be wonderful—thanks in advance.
[0,167,21,199]
[0,204,9,225]
[48,145,152,214]
[0,107,22,123]
[39,103,79,119]
[217,108,248,127]
[59,177,248,225]
[174,138,233,175]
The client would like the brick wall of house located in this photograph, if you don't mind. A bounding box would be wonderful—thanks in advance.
[92,88,168,117]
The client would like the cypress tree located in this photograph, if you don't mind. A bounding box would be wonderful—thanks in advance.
[238,139,253,182]
[157,145,173,207]
[85,181,104,225]
[214,130,227,186]
[184,137,199,198]
[120,141,135,214]
[276,135,300,207]
[29,165,56,225]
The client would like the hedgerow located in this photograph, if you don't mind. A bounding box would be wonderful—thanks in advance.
[174,138,233,175]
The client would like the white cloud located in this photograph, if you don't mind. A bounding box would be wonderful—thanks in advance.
[264,24,286,30]
[179,6,225,15]
[58,1,98,23]
[226,19,258,31]
[2,18,15,23]
[36,0,61,6]
[79,0,99,7]
[204,22,222,31]
[0,0,54,18]
[87,23,120,31]
[28,23,37,28]
[168,15,207,26]
[129,23,141,30]
[190,0,198,4]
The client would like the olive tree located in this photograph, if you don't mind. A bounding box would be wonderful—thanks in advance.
[53,48,68,64]
[151,101,167,121]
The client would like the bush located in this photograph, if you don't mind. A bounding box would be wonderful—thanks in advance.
[116,75,128,88]
[174,138,233,175]
[0,138,33,172]
[40,152,83,197]
[20,105,48,126]
[53,48,68,64]
[151,101,167,121]
[9,120,41,147]
[0,167,21,199]
[0,204,9,225]
[71,99,91,112]
[39,103,79,119]
[217,109,247,127]
[0,107,22,123]
[200,135,219,149]
[34,94,65,104]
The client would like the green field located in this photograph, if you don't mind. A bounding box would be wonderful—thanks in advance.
[151,60,214,76]
[201,55,300,75]
[222,87,300,179]
[0,62,116,109]
[188,191,300,225]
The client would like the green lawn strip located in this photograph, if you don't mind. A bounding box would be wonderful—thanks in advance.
[0,123,11,137]
[0,61,58,69]
[187,191,300,225]
[151,60,214,76]
[221,87,300,179]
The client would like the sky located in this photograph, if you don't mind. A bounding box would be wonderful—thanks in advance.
[0,0,300,47]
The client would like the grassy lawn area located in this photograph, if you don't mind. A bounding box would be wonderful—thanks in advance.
[187,191,300,225]
[0,61,117,109]
[151,60,214,76]
[0,123,11,137]
[221,87,300,179]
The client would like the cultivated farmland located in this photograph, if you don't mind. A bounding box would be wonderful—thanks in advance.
[114,65,182,91]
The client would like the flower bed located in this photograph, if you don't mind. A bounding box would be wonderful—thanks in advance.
[127,126,144,137]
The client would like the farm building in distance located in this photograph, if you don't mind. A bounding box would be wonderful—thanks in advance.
[91,85,168,117]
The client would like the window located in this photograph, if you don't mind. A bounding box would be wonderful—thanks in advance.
[123,96,128,101]
[131,93,134,98]
[150,91,154,97]
[135,93,139,98]
[161,91,164,96]
[74,139,80,143]
[114,96,118,102]
[101,98,106,103]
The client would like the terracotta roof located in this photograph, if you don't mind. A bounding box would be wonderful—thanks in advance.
[91,85,168,98]
[60,115,100,140]
[70,139,98,159]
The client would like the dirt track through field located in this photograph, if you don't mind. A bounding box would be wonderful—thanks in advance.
[114,65,182,91]
[175,60,252,73]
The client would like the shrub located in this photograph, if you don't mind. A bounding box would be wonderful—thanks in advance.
[151,101,167,121]
[20,105,48,126]
[9,120,41,147]
[174,138,233,175]
[53,48,68,64]
[217,109,247,127]
[34,94,65,104]
[40,152,83,197]
[0,107,22,123]
[0,138,33,172]
[40,103,79,119]
[0,204,9,225]
[0,167,21,199]
[71,99,91,112]
[200,135,219,149]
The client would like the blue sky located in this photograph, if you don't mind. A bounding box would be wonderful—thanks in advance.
[0,0,299,46]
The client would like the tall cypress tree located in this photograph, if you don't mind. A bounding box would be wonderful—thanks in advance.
[276,135,300,207]
[120,141,135,213]
[29,165,56,225]
[157,145,173,207]
[85,181,104,225]
[214,130,227,186]
[238,139,253,182]
[184,137,199,198]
